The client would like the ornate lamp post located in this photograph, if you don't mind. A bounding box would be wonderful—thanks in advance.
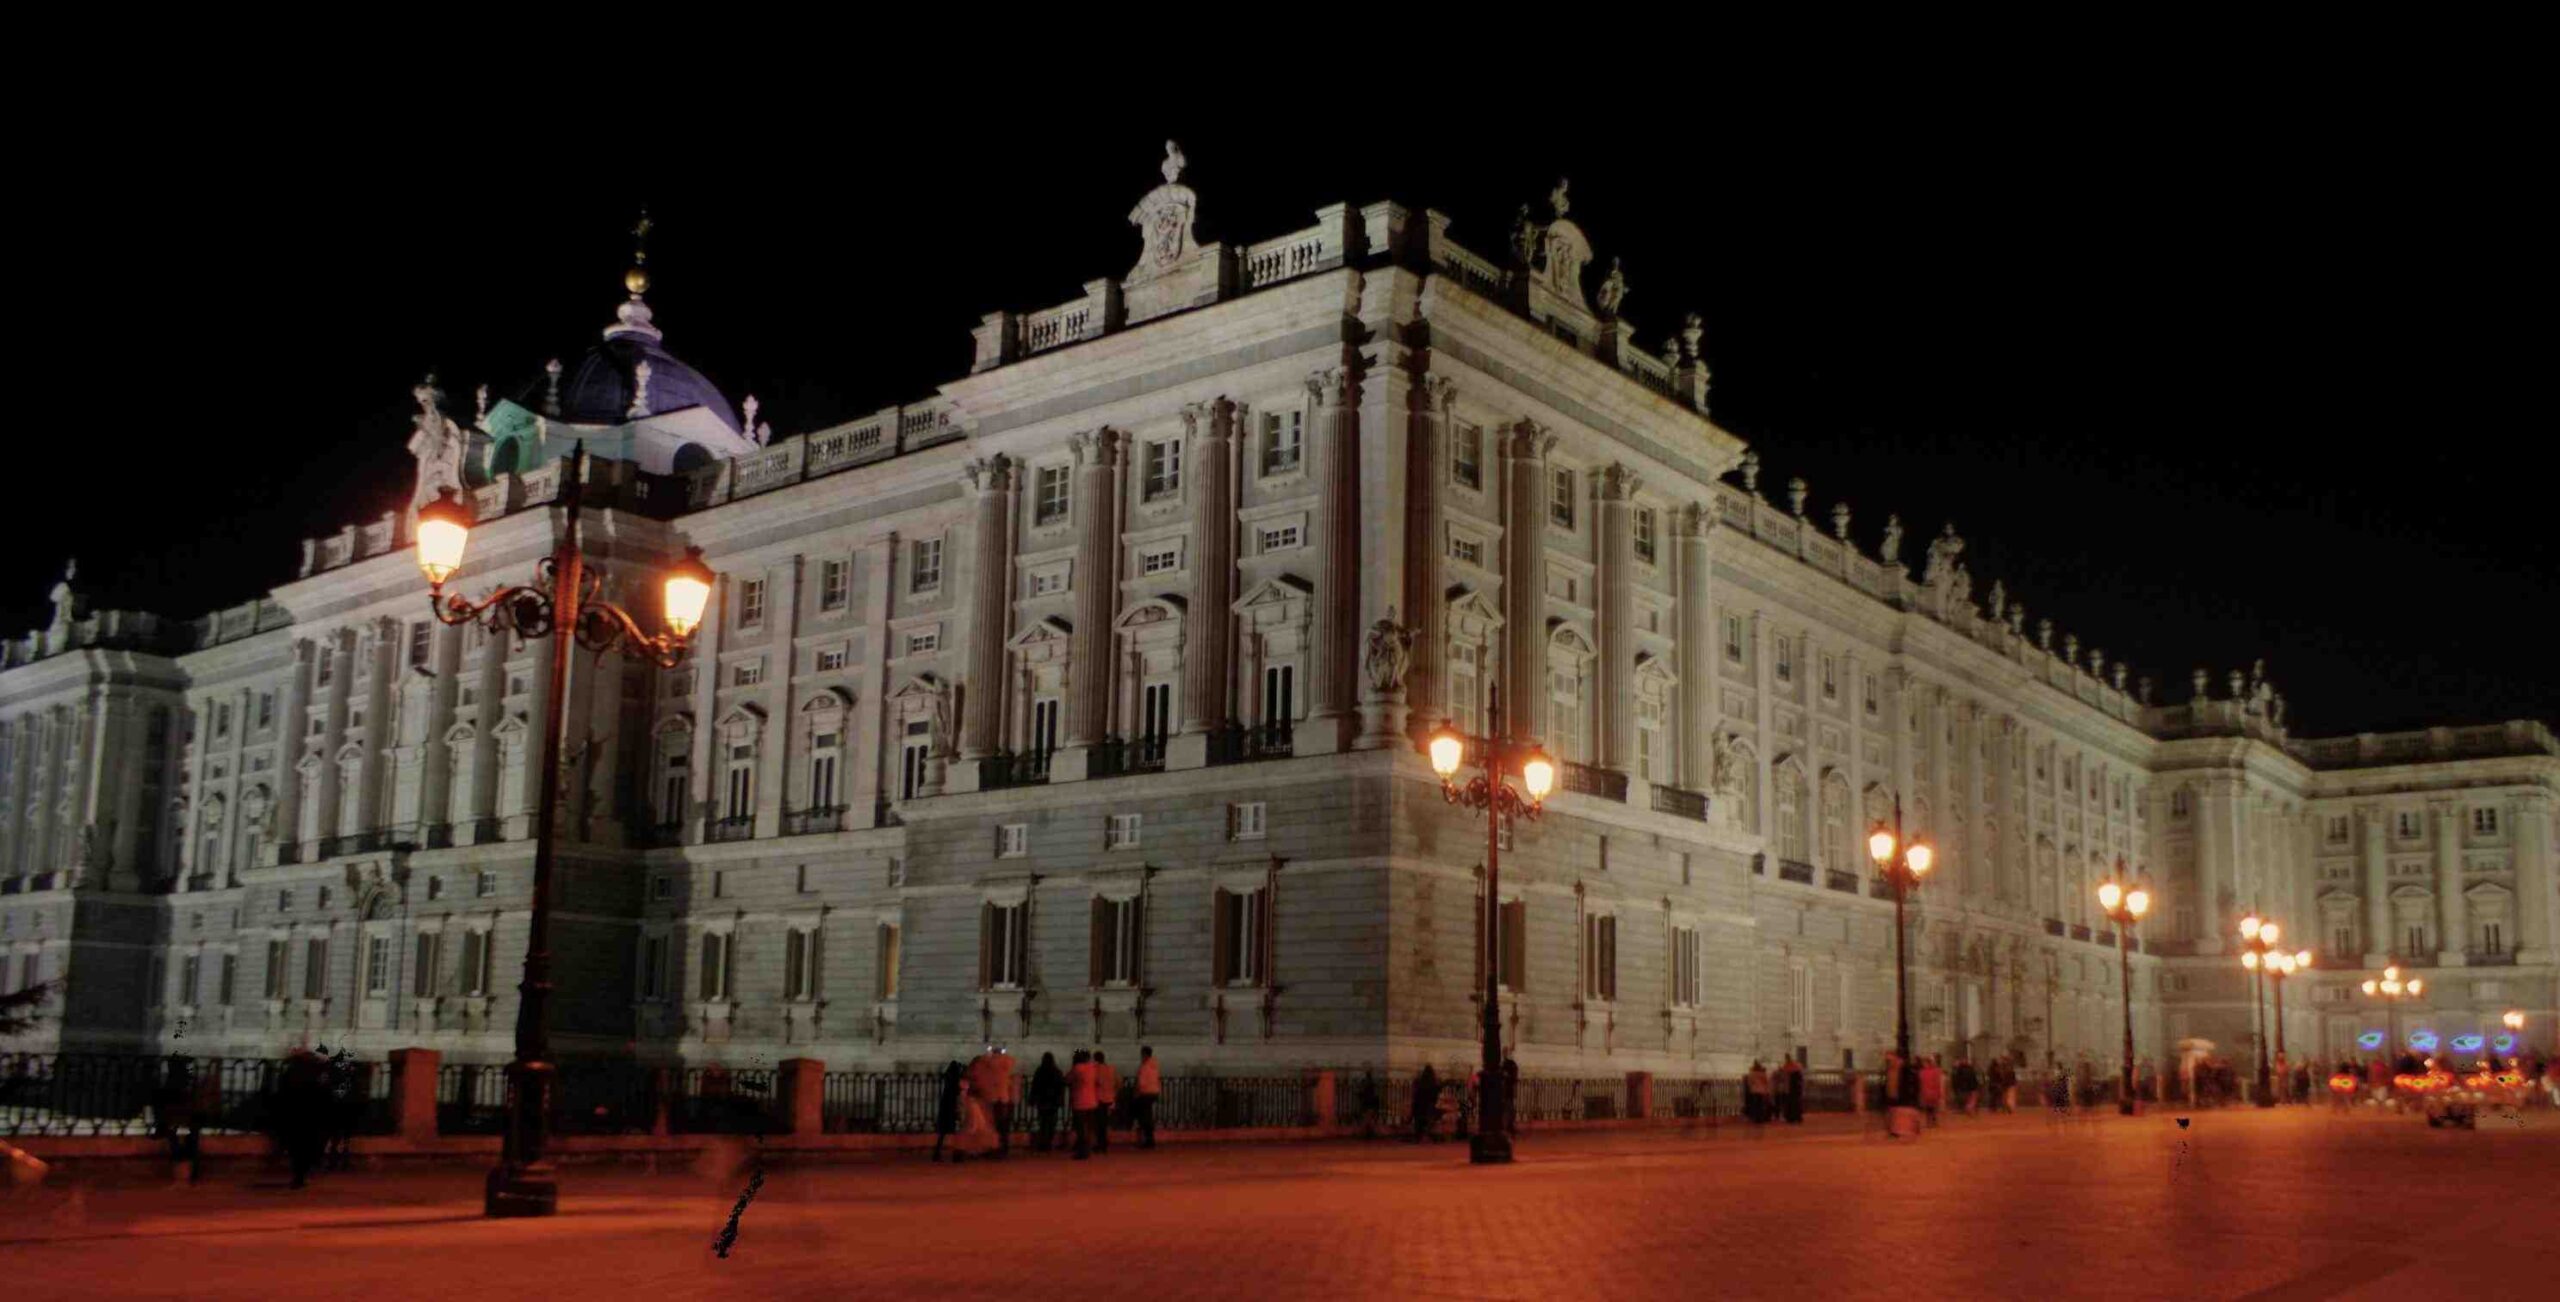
[2237,912,2286,1108]
[2094,860,2150,1115]
[2358,964,2424,1062]
[414,445,712,1218]
[1865,795,1934,1107]
[2263,948,2310,1100]
[1427,693,1556,1166]
[2502,1009,2527,1058]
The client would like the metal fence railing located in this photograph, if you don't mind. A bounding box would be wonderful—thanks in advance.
[0,1052,388,1138]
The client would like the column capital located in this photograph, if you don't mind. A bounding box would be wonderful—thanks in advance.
[1417,373,1458,411]
[1600,463,1641,501]
[1306,366,1355,407]
[1504,417,1553,460]
[963,454,1012,494]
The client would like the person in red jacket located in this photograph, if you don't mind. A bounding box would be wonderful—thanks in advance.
[1134,1046,1163,1149]
[1092,1051,1122,1154]
[1067,1050,1098,1160]
[989,1045,1019,1157]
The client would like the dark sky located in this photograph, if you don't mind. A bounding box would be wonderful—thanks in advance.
[21,85,2552,737]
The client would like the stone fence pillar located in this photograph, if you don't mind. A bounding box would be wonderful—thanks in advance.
[1625,1070,1654,1121]
[1307,1070,1336,1128]
[778,1058,825,1137]
[388,1047,440,1142]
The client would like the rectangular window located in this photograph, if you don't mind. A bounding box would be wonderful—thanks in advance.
[316,647,334,686]
[1584,914,1618,1002]
[1449,534,1483,567]
[910,538,944,593]
[302,938,328,1000]
[179,955,200,1005]
[219,953,236,1005]
[877,922,903,999]
[1789,964,1813,1031]
[256,693,275,729]
[819,560,849,612]
[998,824,1028,858]
[1230,801,1267,840]
[476,869,497,898]
[738,580,766,629]
[1106,813,1142,850]
[784,928,819,1000]
[981,903,1029,989]
[668,669,695,699]
[1671,926,1701,1007]
[809,748,840,811]
[1634,508,1657,563]
[1821,655,1839,701]
[278,888,293,913]
[1035,464,1071,525]
[1549,467,1576,529]
[699,932,731,1000]
[365,936,389,995]
[1723,614,1745,663]
[2332,925,2356,956]
[414,932,439,997]
[2471,806,2498,835]
[1449,643,1483,737]
[1262,411,1302,475]
[1263,663,1296,727]
[1029,567,1068,597]
[1498,899,1527,992]
[900,722,929,801]
[661,754,688,825]
[733,659,766,687]
[1258,523,1303,552]
[727,752,756,821]
[2407,924,2429,955]
[816,647,849,672]
[1139,682,1172,757]
[407,622,431,668]
[1030,698,1062,761]
[1092,895,1145,987]
[1452,422,1483,490]
[1213,887,1269,986]
[904,628,942,656]
[1141,544,1182,576]
[1774,637,1794,683]
[2396,810,2420,839]
[641,934,669,998]
[2326,815,2350,845]
[264,940,288,998]
[458,931,487,995]
[214,703,233,738]
[1144,438,1183,499]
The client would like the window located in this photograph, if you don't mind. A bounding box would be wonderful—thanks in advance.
[1634,508,1657,563]
[301,938,328,1000]
[1788,962,1813,1031]
[1106,813,1142,850]
[1583,913,1618,1001]
[413,932,440,997]
[256,693,275,729]
[876,922,903,999]
[1141,544,1182,576]
[218,953,236,1005]
[365,936,389,995]
[2406,924,2430,955]
[808,739,840,812]
[1637,703,1663,782]
[1449,534,1483,567]
[816,647,849,672]
[784,927,820,1001]
[1029,698,1062,761]
[998,824,1028,858]
[910,538,943,593]
[316,647,334,686]
[179,954,200,1005]
[214,703,233,738]
[1550,670,1584,764]
[1262,663,1297,729]
[819,560,849,612]
[2332,925,2356,957]
[1723,615,1744,663]
[1034,464,1071,525]
[1671,926,1702,1007]
[1821,656,1839,701]
[899,720,930,801]
[1258,522,1303,552]
[905,628,942,656]
[981,902,1029,989]
[264,940,288,998]
[408,622,432,668]
[2471,806,2499,836]
[1092,895,1145,987]
[1143,438,1182,499]
[660,752,689,825]
[2480,921,2505,956]
[1449,644,1483,736]
[1549,467,1576,529]
[477,869,497,898]
[699,931,732,1000]
[1213,887,1269,986]
[1029,567,1068,597]
[738,579,766,629]
[1262,411,1302,475]
[1774,637,1794,683]
[668,669,695,699]
[1230,801,1267,841]
[727,745,757,820]
[1138,682,1172,759]
[640,934,669,998]
[2396,810,2420,840]
[733,660,766,688]
[2170,788,2190,818]
[1496,898,1527,991]
[1452,422,1483,490]
[2325,815,2350,845]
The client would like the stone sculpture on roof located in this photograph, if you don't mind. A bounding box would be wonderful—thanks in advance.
[407,373,470,513]
[1127,140,1200,278]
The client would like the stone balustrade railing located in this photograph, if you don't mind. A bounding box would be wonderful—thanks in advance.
[684,398,961,510]
[2286,719,2558,769]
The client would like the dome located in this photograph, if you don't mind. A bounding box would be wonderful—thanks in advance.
[513,297,740,433]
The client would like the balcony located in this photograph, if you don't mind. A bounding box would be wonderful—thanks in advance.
[2467,951,2517,966]
[1824,869,1860,894]
[2043,918,2066,937]
[0,876,19,895]
[2094,930,2117,948]
[1560,762,1628,803]
[705,816,756,845]
[185,873,216,892]
[1649,785,1709,822]
[424,823,454,849]
[632,822,685,849]
[783,806,847,838]
[1777,859,1816,885]
[1869,878,1895,901]
[1209,721,1295,765]
[981,750,1052,790]
[2070,923,2093,942]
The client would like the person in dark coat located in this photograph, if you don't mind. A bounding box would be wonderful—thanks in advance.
[275,1048,331,1188]
[931,1060,964,1162]
[1952,1059,1982,1117]
[1778,1057,1807,1124]
[1355,1070,1382,1139]
[1500,1057,1520,1138]
[1743,1061,1772,1124]
[1028,1052,1066,1152]
[1409,1065,1440,1142]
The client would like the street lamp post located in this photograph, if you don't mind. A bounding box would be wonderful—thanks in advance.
[2095,859,2151,1115]
[2263,948,2310,1101]
[2502,1009,2528,1059]
[2358,964,2425,1063]
[2238,912,2286,1108]
[1866,795,1935,1108]
[1427,693,1557,1167]
[414,446,712,1218]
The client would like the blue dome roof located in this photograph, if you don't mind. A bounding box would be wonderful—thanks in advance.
[515,307,739,432]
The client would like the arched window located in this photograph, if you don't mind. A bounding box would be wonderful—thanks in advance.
[1819,772,1853,875]
[1775,761,1809,864]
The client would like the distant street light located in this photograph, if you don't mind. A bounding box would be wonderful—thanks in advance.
[1428,693,1555,1166]
[2238,913,2286,1108]
[2095,861,2150,1115]
[1867,798,1934,1109]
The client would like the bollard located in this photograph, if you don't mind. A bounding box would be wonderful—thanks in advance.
[778,1058,825,1136]
[1626,1071,1654,1121]
[1308,1071,1337,1128]
[388,1047,441,1143]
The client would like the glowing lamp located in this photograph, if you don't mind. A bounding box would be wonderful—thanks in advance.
[2362,979,2378,995]
[1427,728,1465,779]
[2243,951,2259,970]
[1905,843,1934,877]
[1868,827,1897,867]
[2126,887,2151,919]
[1519,750,1557,801]
[660,547,715,640]
[2098,880,2124,912]
[2259,921,2279,946]
[2407,978,2423,996]
[2294,950,2312,970]
[2384,965,2400,981]
[415,489,473,586]
[2240,914,2262,941]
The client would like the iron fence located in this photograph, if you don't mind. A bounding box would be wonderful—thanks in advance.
[1153,1074,1312,1130]
[0,1052,388,1138]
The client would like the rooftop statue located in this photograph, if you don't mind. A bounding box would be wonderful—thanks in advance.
[1127,140,1200,278]
[1922,523,1965,586]
[1594,257,1627,320]
[407,373,469,513]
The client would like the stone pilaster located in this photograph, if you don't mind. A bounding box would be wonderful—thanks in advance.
[847,535,893,828]
[1992,715,2018,905]
[1170,402,1236,771]
[1597,464,1638,777]
[315,629,355,844]
[1305,367,1359,754]
[1056,430,1122,779]
[757,556,804,835]
[1674,504,1714,791]
[1502,419,1549,744]
[2192,778,2237,954]
[685,575,725,840]
[1402,376,1454,742]
[2513,791,2553,963]
[1355,362,1412,750]
[360,618,395,835]
[2430,800,2464,964]
[2360,805,2389,965]
[955,455,1014,783]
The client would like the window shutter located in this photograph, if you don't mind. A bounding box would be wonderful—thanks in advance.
[977,903,993,990]
[785,931,805,1000]
[1212,889,1235,985]
[1089,897,1107,988]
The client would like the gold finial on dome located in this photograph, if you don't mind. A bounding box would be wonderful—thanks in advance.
[624,206,654,297]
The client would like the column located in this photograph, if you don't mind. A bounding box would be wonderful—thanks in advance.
[952,455,1014,790]
[1056,430,1121,781]
[1502,420,1549,743]
[1401,376,1454,742]
[1356,361,1412,750]
[2359,806,2389,966]
[1991,715,2018,905]
[1674,504,1714,791]
[315,630,355,845]
[1597,464,1638,779]
[1750,613,1774,840]
[2429,800,2464,965]
[359,618,396,835]
[847,536,893,828]
[1305,366,1359,754]
[2512,791,2553,964]
[1171,403,1235,771]
[2194,778,2237,954]
[686,576,725,839]
[758,556,804,832]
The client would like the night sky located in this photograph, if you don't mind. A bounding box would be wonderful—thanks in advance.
[22,102,2551,737]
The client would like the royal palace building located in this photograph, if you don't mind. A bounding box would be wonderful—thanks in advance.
[4,148,2554,1083]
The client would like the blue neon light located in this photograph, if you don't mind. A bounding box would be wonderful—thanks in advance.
[2357,1031,2386,1050]
[2492,1034,2518,1054]
[2451,1034,2484,1053]
[2407,1030,2439,1052]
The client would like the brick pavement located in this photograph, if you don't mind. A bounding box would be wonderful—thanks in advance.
[2,1107,2553,1299]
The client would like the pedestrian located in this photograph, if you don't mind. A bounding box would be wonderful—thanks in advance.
[1134,1046,1162,1149]
[1409,1065,1440,1142]
[1092,1051,1120,1154]
[1068,1050,1098,1160]
[275,1046,330,1189]
[949,1079,999,1163]
[1744,1060,1772,1125]
[1918,1056,1944,1127]
[1989,1056,2016,1113]
[155,1054,204,1185]
[1778,1056,1806,1125]
[1953,1058,1981,1117]
[1029,1052,1065,1152]
[932,1060,964,1162]
[1882,1050,1905,1110]
[1501,1057,1520,1137]
[1356,1070,1382,1139]
[991,1044,1020,1155]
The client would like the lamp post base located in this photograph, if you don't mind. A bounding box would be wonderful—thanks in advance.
[1468,1132,1513,1165]
[485,1161,558,1218]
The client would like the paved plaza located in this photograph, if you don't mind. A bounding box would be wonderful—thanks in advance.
[3,1108,2554,1299]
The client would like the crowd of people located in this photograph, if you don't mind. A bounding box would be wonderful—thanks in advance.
[932,1045,1166,1162]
